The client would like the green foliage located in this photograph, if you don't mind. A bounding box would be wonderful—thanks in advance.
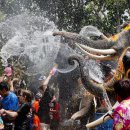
[0,57,4,76]
[0,0,129,35]
[34,0,130,34]
[83,0,129,34]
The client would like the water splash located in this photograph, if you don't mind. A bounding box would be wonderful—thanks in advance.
[0,11,61,75]
[79,26,105,83]
[79,25,103,38]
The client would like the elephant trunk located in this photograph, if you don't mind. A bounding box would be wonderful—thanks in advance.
[53,31,115,49]
[68,55,104,98]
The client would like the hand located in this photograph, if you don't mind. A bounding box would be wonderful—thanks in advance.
[50,65,58,76]
[0,109,5,115]
[50,108,54,111]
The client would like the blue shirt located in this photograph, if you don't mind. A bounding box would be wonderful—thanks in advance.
[1,92,19,111]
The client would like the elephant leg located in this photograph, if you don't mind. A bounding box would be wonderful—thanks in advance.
[71,92,94,120]
[70,93,95,130]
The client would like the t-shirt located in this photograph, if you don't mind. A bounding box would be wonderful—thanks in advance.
[1,92,19,123]
[33,114,40,130]
[32,100,39,113]
[14,103,31,130]
[50,102,60,121]
[113,97,130,130]
[52,103,60,121]
[1,92,19,111]
[38,87,53,124]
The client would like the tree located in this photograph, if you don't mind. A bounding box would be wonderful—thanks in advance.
[34,0,130,34]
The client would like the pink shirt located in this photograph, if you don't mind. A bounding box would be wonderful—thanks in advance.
[113,97,130,130]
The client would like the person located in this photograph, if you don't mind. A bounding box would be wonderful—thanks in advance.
[49,95,60,130]
[32,104,40,130]
[4,66,13,79]
[32,93,42,113]
[0,89,33,130]
[113,79,130,130]
[38,66,57,130]
[0,81,19,130]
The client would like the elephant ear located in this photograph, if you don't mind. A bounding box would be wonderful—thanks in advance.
[79,25,103,38]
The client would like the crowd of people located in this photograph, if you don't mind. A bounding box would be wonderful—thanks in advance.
[0,63,130,130]
[0,65,60,130]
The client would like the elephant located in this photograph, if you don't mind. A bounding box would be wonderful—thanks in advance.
[52,24,130,128]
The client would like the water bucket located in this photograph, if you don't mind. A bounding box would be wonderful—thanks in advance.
[94,112,113,130]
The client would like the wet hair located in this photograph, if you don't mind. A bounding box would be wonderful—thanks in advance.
[18,89,33,102]
[114,79,130,100]
[0,82,9,91]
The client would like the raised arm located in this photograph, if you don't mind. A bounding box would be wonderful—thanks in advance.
[42,65,57,91]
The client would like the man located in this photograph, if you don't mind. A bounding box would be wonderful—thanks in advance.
[0,89,32,130]
[0,81,19,130]
[38,66,57,130]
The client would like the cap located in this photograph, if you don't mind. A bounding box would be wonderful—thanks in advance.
[38,75,46,81]
[35,92,42,99]
[4,67,13,77]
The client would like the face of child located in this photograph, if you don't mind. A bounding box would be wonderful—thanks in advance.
[18,93,26,104]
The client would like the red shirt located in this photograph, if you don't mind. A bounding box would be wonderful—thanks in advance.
[32,100,39,113]
[33,114,40,130]
[51,103,60,121]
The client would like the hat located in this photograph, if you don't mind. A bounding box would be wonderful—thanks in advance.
[35,92,42,99]
[38,75,46,81]
[4,67,13,77]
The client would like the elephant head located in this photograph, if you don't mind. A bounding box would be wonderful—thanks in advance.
[67,46,130,96]
[62,37,130,129]
[53,25,130,90]
[53,24,130,61]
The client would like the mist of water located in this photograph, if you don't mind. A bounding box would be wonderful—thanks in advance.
[79,25,103,38]
[0,11,62,75]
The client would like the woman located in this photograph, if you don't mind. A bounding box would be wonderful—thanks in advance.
[0,89,32,130]
[38,66,57,130]
[113,79,130,130]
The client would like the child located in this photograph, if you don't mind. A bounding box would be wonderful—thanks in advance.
[49,96,60,130]
[32,107,40,130]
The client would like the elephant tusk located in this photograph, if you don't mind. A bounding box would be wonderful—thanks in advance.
[75,43,112,60]
[76,43,116,55]
[86,102,119,128]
